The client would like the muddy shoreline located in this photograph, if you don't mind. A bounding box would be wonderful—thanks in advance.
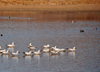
[0,4,100,11]
[0,11,100,21]
[0,4,100,21]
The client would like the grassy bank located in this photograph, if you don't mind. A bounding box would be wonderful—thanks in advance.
[0,0,100,5]
[0,0,100,12]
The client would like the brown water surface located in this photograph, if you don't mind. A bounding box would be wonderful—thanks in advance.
[0,11,100,21]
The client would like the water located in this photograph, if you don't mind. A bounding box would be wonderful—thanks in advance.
[0,13,100,72]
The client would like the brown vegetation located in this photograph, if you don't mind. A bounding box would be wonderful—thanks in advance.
[0,0,100,5]
[0,0,100,12]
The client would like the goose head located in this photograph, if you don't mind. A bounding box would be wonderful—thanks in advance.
[73,47,76,49]
[4,49,6,52]
[47,44,50,47]
[29,43,32,46]
[29,51,32,53]
[17,51,20,53]
[38,50,41,52]
[0,46,1,49]
[55,46,57,48]
[12,42,15,45]
[7,50,10,52]
[54,46,57,49]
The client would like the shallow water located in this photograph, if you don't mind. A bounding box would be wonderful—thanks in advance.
[0,14,100,72]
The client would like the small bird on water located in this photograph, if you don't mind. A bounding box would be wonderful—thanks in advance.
[9,17,10,19]
[94,27,97,30]
[72,20,75,23]
[0,34,3,36]
[80,30,84,32]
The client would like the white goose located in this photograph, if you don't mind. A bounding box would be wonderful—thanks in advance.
[53,47,61,52]
[49,46,57,51]
[50,51,60,55]
[28,46,36,50]
[60,48,66,52]
[11,51,20,56]
[53,47,66,52]
[0,49,6,53]
[33,50,41,55]
[6,42,15,47]
[51,46,57,49]
[23,51,33,56]
[58,47,66,52]
[23,51,30,54]
[42,44,50,48]
[42,49,50,53]
[1,50,10,55]
[67,46,76,52]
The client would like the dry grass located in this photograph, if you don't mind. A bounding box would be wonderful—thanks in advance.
[0,0,100,11]
[0,0,100,5]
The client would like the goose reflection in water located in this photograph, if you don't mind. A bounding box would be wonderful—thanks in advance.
[12,57,19,65]
[50,54,59,60]
[24,56,32,64]
[2,54,9,59]
[34,55,40,61]
[42,53,49,58]
[7,48,14,53]
[68,52,75,59]
[2,55,9,63]
[28,49,36,52]
[60,52,66,56]
[33,55,40,67]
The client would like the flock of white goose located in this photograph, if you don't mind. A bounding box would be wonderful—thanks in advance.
[0,42,76,57]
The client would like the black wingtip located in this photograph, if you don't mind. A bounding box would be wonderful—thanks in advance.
[23,52,25,54]
[66,48,69,50]
[10,53,12,55]
[0,34,3,36]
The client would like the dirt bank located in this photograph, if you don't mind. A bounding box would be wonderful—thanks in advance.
[0,4,100,12]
